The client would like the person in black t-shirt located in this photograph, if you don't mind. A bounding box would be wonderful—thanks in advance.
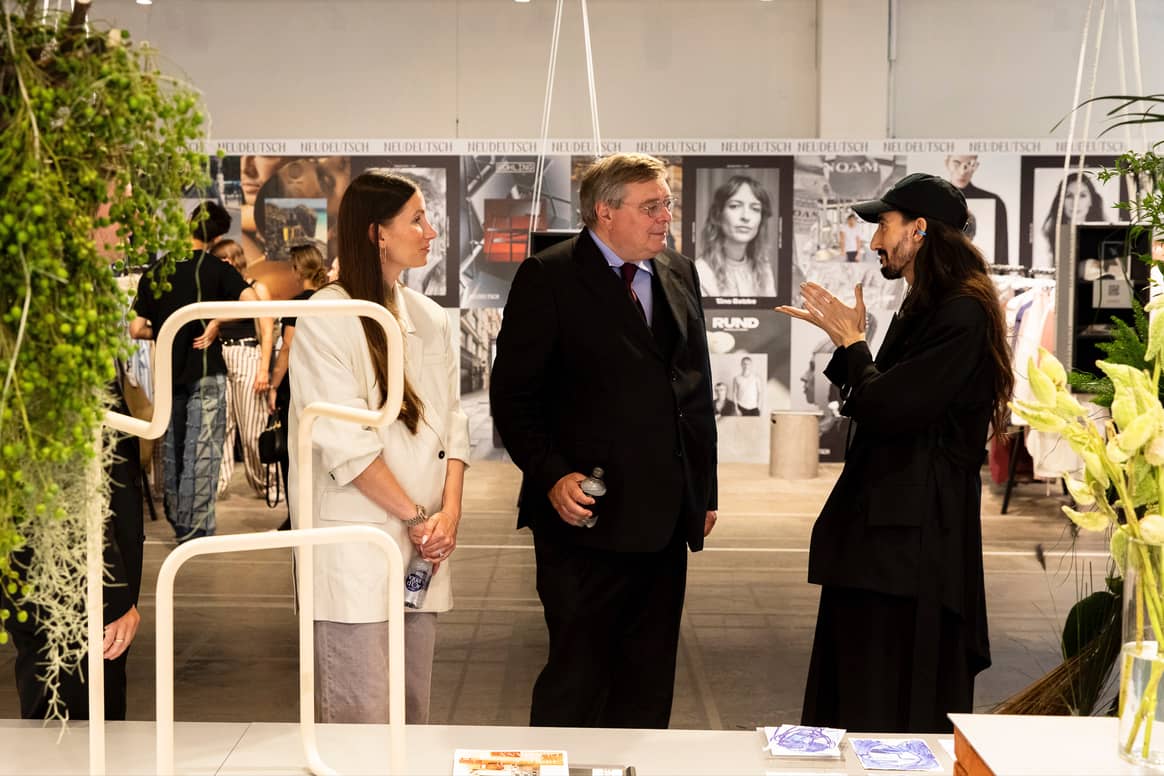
[129,202,257,542]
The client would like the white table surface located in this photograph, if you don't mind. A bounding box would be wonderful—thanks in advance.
[0,720,247,775]
[0,719,957,775]
[949,713,1158,776]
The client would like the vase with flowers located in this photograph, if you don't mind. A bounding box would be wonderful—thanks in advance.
[1014,337,1164,765]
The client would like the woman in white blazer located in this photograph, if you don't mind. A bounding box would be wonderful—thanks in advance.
[288,170,469,724]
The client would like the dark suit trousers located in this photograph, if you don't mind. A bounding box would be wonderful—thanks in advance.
[530,523,688,729]
[11,626,129,720]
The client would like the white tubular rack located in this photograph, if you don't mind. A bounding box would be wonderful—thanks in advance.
[97,299,406,776]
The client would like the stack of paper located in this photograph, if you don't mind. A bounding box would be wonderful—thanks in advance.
[763,725,846,759]
[453,749,569,776]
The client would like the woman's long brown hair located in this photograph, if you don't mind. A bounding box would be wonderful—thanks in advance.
[335,170,425,434]
[900,217,1014,437]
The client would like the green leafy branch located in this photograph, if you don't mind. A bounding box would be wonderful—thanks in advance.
[0,1,208,717]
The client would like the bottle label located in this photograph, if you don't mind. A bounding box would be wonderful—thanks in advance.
[405,570,429,592]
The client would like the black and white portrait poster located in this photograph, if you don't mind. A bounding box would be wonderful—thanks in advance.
[908,153,1020,267]
[683,157,794,307]
[705,310,791,463]
[460,155,573,309]
[1020,156,1126,269]
[352,156,459,307]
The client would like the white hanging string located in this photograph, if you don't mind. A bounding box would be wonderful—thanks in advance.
[579,0,603,154]
[528,0,565,249]
[1114,1,1139,210]
[1054,0,1104,271]
[1127,0,1147,152]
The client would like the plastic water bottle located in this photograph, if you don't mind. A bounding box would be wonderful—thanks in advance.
[578,467,607,529]
[404,556,433,609]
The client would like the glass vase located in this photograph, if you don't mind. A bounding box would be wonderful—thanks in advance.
[1119,537,1164,768]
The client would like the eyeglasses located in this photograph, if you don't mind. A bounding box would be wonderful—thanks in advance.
[624,197,678,219]
[947,158,980,173]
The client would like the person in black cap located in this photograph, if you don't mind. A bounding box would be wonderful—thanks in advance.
[777,172,1013,733]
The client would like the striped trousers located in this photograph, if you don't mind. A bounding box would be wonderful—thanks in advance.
[218,343,269,497]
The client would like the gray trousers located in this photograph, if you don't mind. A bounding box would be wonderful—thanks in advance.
[314,614,437,724]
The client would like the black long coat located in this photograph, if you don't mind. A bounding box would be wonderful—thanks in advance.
[809,294,994,675]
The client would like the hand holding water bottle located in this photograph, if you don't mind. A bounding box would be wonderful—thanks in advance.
[548,468,606,528]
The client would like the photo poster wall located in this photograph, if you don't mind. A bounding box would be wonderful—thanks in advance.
[198,138,1133,463]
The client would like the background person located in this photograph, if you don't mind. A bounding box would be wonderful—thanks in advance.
[268,241,329,524]
[777,173,1012,733]
[209,238,274,499]
[695,174,776,297]
[838,213,864,262]
[129,202,258,542]
[289,170,468,723]
[490,153,718,729]
[2,379,143,720]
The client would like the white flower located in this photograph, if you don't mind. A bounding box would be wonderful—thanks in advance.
[1140,514,1164,544]
[1062,505,1111,532]
[1063,475,1095,506]
[1038,347,1068,388]
[1028,357,1057,406]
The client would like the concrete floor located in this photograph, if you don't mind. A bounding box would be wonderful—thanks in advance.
[0,461,1105,729]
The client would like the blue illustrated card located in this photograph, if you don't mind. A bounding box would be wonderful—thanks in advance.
[764,725,845,758]
[850,738,941,771]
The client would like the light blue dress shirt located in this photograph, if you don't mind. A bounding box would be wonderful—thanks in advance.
[588,229,655,324]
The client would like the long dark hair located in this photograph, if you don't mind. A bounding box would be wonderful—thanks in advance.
[900,217,1013,437]
[335,170,424,434]
[700,175,773,291]
[1041,172,1105,244]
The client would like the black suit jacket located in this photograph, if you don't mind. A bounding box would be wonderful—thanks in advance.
[490,230,718,553]
[807,295,994,667]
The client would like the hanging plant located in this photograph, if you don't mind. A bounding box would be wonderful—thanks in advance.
[0,0,207,715]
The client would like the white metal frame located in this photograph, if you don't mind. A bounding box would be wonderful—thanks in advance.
[153,525,405,776]
[98,299,405,776]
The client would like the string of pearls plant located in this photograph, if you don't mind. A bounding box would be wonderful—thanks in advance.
[0,0,206,717]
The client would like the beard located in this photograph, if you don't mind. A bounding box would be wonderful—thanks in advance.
[878,236,918,280]
[880,257,902,280]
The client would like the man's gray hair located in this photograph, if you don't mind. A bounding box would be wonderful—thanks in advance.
[578,153,668,229]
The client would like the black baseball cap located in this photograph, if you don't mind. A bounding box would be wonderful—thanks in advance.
[851,173,969,230]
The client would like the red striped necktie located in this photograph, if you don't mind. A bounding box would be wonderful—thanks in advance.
[619,263,647,322]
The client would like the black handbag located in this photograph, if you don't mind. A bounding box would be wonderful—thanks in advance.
[258,413,285,465]
[258,413,285,509]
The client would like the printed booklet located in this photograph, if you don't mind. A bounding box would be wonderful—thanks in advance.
[453,749,569,776]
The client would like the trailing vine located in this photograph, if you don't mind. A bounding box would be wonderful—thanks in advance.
[0,1,207,715]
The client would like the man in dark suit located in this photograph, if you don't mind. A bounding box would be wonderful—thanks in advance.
[3,380,144,719]
[778,173,1012,733]
[490,153,718,729]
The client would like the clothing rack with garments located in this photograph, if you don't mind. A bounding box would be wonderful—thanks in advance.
[989,265,1065,513]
